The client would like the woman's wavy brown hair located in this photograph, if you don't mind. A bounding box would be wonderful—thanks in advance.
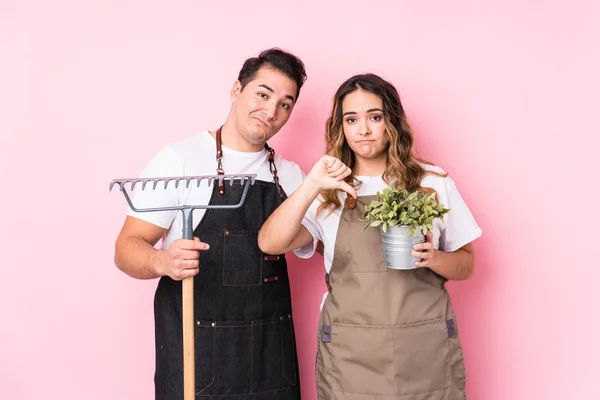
[317,73,445,216]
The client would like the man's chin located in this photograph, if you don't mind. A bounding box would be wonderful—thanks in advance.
[245,132,268,146]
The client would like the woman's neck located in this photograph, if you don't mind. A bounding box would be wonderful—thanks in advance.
[354,155,387,177]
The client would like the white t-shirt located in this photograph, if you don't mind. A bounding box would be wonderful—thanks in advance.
[294,165,482,307]
[127,130,305,249]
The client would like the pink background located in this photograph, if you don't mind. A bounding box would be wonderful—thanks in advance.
[1,1,599,399]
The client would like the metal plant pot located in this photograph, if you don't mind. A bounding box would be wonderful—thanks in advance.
[380,225,425,270]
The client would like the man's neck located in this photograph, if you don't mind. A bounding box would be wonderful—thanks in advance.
[214,120,264,153]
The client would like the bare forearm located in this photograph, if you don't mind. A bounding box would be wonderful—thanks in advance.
[259,180,320,254]
[114,235,164,280]
[429,247,474,281]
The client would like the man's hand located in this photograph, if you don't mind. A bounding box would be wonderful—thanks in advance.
[156,237,210,280]
[305,155,357,198]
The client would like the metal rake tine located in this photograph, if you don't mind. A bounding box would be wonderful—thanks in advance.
[109,179,127,192]
[175,178,184,189]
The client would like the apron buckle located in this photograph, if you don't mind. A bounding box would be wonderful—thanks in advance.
[345,197,356,209]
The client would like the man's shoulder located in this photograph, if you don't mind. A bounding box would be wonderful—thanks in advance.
[143,131,214,174]
[274,154,304,177]
[164,130,212,157]
[272,154,305,195]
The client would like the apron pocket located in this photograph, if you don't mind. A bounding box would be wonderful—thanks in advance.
[252,314,298,392]
[331,323,395,395]
[222,229,263,286]
[194,323,216,394]
[195,319,252,396]
[195,315,297,396]
[393,317,451,395]
[349,222,387,273]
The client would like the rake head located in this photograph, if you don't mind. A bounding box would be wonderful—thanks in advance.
[109,173,258,217]
[109,174,257,192]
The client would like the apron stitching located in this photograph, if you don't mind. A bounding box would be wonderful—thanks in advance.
[195,326,216,395]
[195,387,297,397]
[221,230,263,287]
[330,385,452,396]
[332,316,444,329]
[250,320,254,393]
[280,317,296,386]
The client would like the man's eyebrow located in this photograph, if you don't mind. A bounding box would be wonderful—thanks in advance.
[342,108,383,116]
[258,84,274,93]
[259,84,296,103]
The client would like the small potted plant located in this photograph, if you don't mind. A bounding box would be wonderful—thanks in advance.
[362,184,450,270]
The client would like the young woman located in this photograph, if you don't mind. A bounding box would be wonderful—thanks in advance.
[259,73,482,399]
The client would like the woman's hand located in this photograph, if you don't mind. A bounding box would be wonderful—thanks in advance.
[306,155,357,198]
[412,231,439,269]
[412,232,475,280]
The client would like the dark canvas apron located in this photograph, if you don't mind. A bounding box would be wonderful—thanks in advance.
[153,129,301,400]
[316,196,467,400]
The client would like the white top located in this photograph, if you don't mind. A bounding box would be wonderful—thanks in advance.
[294,165,482,307]
[127,130,305,249]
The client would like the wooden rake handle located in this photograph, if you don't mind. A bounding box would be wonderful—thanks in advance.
[182,276,195,400]
[181,208,195,400]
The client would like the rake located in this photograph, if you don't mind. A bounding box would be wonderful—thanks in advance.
[110,173,257,400]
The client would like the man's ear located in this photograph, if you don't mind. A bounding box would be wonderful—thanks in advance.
[230,80,242,103]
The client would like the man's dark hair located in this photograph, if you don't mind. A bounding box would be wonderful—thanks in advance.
[237,48,307,100]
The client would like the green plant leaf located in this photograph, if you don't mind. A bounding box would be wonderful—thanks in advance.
[362,185,450,231]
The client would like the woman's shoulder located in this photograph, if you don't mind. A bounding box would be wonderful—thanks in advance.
[421,163,446,175]
[420,163,455,192]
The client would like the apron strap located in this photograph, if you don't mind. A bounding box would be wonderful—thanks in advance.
[215,126,285,198]
[264,142,285,198]
[216,126,225,195]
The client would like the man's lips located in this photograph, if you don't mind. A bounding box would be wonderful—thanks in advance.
[253,117,270,128]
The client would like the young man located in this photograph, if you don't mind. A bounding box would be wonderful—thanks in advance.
[114,48,306,400]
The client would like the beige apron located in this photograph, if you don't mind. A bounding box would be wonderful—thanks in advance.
[316,196,467,400]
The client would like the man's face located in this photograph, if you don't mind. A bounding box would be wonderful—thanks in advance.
[230,66,298,149]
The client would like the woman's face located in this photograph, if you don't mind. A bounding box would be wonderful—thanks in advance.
[341,89,389,168]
